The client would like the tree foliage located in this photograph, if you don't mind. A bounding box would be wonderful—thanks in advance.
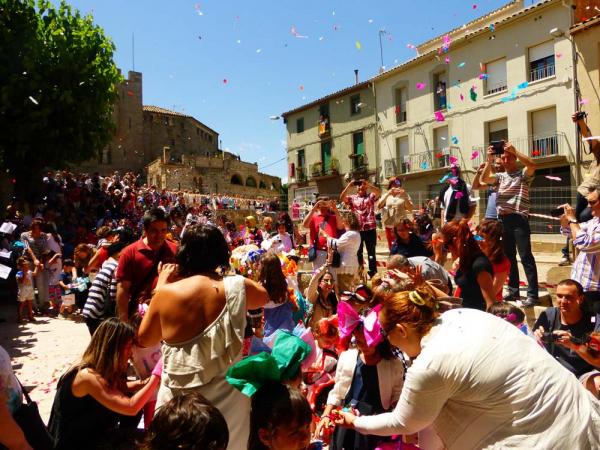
[0,0,122,197]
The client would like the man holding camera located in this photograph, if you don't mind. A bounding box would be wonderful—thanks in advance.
[480,142,539,306]
[302,196,344,270]
[340,179,381,277]
[533,279,599,380]
[559,188,600,314]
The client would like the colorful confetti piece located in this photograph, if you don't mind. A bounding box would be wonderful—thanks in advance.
[470,150,479,160]
[434,110,445,122]
[223,79,228,84]
[460,93,464,101]
[457,62,466,68]
[555,52,563,58]
[420,162,428,169]
[445,56,451,64]
[478,73,488,80]
[579,99,589,105]
[449,156,458,165]
[28,96,38,105]
[451,136,459,145]
[532,150,540,156]
[583,136,600,141]
[355,41,362,50]
[455,192,464,199]
[435,152,443,159]
[470,86,477,101]
[489,24,495,32]
[517,81,529,89]
[545,175,562,181]
[416,82,426,90]
[474,234,484,241]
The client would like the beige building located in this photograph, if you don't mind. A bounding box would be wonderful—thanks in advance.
[147,146,281,196]
[282,80,377,202]
[374,0,577,201]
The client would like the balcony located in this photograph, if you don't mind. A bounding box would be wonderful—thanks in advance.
[318,118,331,138]
[529,64,555,82]
[349,153,368,171]
[470,132,569,169]
[485,80,507,95]
[295,167,307,183]
[310,158,340,179]
[383,146,459,178]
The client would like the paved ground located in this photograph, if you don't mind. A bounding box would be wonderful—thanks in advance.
[0,306,90,422]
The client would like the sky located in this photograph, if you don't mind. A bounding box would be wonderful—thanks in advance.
[60,0,524,181]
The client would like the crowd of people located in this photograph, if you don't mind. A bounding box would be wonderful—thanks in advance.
[1,117,600,449]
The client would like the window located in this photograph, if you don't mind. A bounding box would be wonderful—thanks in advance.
[196,128,200,136]
[350,95,361,115]
[394,88,407,123]
[487,118,508,144]
[318,104,330,137]
[208,135,213,143]
[259,180,267,189]
[352,131,365,170]
[529,41,555,82]
[321,140,332,172]
[297,149,305,168]
[246,176,257,187]
[296,149,306,181]
[296,117,304,133]
[433,126,449,168]
[485,58,507,95]
[433,72,447,110]
[231,174,243,185]
[531,107,558,156]
[395,136,409,174]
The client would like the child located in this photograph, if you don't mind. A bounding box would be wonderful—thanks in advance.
[263,220,293,254]
[489,302,527,334]
[16,256,37,322]
[249,382,312,450]
[58,259,76,316]
[129,304,162,428]
[140,392,229,450]
[316,301,405,450]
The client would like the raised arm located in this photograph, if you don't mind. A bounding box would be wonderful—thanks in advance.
[302,201,321,229]
[305,264,327,304]
[507,143,536,177]
[339,181,355,204]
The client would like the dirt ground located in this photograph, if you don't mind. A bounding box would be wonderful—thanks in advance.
[0,303,90,422]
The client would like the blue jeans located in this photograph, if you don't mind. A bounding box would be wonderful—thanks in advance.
[499,214,538,299]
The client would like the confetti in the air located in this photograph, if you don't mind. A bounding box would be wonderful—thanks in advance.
[416,82,426,90]
[28,96,38,105]
[445,57,451,64]
[355,41,362,50]
[470,151,479,160]
[194,3,203,15]
[545,175,562,181]
[290,26,308,39]
[579,99,589,105]
[556,52,563,58]
[457,62,466,68]
[223,79,228,84]
[489,24,495,32]
[455,192,464,199]
[451,136,459,145]
[449,156,458,165]
[421,162,428,169]
[460,93,464,101]
[474,234,484,241]
[299,85,304,91]
[434,110,445,122]
[583,136,600,141]
[470,86,477,101]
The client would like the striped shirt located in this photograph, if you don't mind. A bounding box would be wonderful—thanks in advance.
[566,217,600,292]
[495,169,533,217]
[83,258,118,320]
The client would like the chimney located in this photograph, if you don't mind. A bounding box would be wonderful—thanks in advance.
[354,69,359,84]
[163,146,171,163]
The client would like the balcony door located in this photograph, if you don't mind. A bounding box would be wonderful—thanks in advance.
[434,126,449,168]
[531,107,557,156]
[321,140,332,172]
[395,136,409,174]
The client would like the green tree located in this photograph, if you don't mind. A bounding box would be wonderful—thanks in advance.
[0,0,122,200]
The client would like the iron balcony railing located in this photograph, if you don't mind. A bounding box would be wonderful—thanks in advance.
[529,63,555,82]
[349,153,368,171]
[485,80,507,95]
[470,132,568,168]
[295,167,307,183]
[310,158,340,178]
[383,146,459,178]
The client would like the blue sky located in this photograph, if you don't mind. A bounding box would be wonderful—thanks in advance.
[61,0,519,181]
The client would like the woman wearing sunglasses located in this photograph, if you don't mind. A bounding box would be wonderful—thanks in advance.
[334,286,600,449]
[305,265,338,330]
[378,178,414,250]
[319,212,361,292]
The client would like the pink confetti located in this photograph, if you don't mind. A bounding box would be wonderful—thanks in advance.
[470,151,479,160]
[449,156,458,165]
[460,93,464,101]
[299,85,304,91]
[223,79,228,84]
[472,4,477,9]
[445,56,451,64]
[416,82,426,90]
[579,99,589,105]
[555,52,562,58]
[434,110,445,122]
[455,192,464,199]
[545,175,562,181]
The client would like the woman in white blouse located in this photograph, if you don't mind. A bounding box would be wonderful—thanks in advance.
[378,177,413,250]
[336,286,600,450]
[319,212,361,292]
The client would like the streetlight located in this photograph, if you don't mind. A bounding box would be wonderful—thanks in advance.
[378,29,387,73]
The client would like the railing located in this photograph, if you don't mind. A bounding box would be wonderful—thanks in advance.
[295,167,307,183]
[395,109,407,124]
[529,63,555,82]
[471,132,568,168]
[349,153,368,171]
[310,158,340,178]
[485,80,507,95]
[383,146,459,178]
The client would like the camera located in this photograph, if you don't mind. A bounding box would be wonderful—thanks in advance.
[491,140,505,155]
[574,111,587,121]
[550,208,564,218]
[541,331,559,344]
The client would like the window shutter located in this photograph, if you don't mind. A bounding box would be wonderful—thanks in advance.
[529,41,554,62]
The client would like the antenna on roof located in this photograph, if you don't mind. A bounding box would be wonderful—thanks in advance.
[132,33,135,71]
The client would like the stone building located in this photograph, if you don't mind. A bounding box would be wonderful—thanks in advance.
[147,146,281,196]
[80,70,219,174]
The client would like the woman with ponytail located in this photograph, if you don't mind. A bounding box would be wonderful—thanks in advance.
[333,287,600,450]
[441,219,495,311]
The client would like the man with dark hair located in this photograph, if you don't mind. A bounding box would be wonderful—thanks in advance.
[116,207,178,322]
[481,142,538,306]
[533,279,599,378]
[386,254,451,294]
[302,196,344,270]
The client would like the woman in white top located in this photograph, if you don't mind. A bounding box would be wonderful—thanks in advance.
[139,224,268,450]
[336,286,600,450]
[320,212,361,292]
[378,178,413,250]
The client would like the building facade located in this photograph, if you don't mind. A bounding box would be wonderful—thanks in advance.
[283,81,377,202]
[147,146,281,196]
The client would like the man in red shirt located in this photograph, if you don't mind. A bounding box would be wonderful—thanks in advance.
[340,179,381,277]
[116,207,178,321]
[302,197,344,270]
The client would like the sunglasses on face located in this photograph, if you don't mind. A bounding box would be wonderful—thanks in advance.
[320,278,333,285]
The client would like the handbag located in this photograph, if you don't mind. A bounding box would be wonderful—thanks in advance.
[330,242,341,268]
[308,238,318,262]
[11,378,53,450]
